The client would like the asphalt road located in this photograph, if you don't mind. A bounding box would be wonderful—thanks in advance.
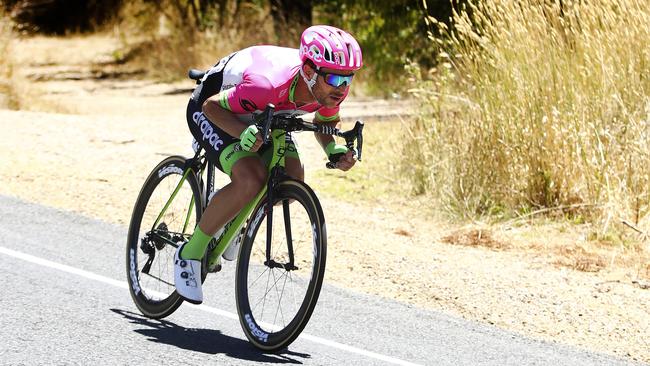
[0,195,641,366]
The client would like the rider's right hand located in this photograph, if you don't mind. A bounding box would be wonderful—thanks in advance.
[239,125,263,152]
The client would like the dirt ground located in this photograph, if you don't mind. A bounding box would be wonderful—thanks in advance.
[1,35,649,363]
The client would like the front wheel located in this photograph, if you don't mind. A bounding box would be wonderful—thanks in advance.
[235,179,327,351]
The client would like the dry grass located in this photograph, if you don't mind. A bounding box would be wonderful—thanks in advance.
[441,228,510,250]
[406,0,650,240]
[0,14,18,109]
[554,245,606,273]
[503,219,650,275]
[553,240,650,276]
[112,1,278,81]
[0,15,72,113]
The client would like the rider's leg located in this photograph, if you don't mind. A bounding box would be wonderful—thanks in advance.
[282,136,303,181]
[285,156,304,181]
[180,156,267,260]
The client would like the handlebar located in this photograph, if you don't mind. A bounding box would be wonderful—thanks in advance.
[253,103,364,169]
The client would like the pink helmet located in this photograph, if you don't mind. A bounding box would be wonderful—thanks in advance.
[299,25,363,72]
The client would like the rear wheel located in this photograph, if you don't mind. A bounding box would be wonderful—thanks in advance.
[126,156,204,319]
[235,180,327,351]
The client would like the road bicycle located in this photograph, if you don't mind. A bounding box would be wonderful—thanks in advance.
[125,80,364,351]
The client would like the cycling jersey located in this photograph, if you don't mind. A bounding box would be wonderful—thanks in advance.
[193,45,347,123]
[186,45,348,175]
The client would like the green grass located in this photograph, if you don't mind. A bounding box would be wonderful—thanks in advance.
[310,119,407,204]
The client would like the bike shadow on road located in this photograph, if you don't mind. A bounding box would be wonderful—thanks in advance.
[110,308,310,364]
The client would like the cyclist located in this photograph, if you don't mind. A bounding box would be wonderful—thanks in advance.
[174,25,363,304]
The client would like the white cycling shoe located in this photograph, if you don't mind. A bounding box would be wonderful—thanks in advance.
[174,243,203,304]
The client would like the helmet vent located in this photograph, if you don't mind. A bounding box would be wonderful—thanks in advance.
[347,44,354,67]
[323,48,332,62]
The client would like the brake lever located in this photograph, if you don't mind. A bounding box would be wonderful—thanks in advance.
[354,121,364,162]
[260,103,275,144]
[326,120,364,169]
[342,121,364,161]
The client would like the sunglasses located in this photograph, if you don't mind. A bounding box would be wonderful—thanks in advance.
[314,68,354,88]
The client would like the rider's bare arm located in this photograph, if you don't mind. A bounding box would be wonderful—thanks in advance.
[202,94,249,138]
[313,118,338,149]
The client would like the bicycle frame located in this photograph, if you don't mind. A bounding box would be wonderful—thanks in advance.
[149,103,363,272]
[150,126,289,272]
[150,166,198,240]
[204,127,290,269]
[129,95,364,350]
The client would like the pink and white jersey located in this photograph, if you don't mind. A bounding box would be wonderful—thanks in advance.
[202,46,346,123]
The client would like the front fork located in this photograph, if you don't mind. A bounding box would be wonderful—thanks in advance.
[263,168,297,271]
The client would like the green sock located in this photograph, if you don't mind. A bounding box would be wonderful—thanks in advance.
[180,226,212,260]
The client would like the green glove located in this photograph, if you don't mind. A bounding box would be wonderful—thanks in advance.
[239,125,259,151]
[325,141,348,163]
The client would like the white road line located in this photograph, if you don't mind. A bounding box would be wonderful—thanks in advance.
[0,246,422,366]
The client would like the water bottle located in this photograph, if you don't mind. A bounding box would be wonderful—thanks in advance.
[221,230,241,261]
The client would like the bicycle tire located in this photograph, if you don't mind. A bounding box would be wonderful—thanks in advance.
[235,179,327,351]
[126,155,203,319]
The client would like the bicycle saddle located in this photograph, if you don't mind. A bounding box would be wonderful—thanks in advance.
[188,69,205,84]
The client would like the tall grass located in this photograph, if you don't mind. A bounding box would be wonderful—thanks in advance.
[0,13,18,109]
[406,0,650,232]
[0,13,70,112]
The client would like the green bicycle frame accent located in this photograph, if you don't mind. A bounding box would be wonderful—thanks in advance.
[151,167,197,234]
[147,126,289,268]
[205,128,289,269]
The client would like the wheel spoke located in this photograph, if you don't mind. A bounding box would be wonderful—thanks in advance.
[274,273,289,326]
[142,271,175,287]
[249,265,271,288]
[252,268,289,312]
